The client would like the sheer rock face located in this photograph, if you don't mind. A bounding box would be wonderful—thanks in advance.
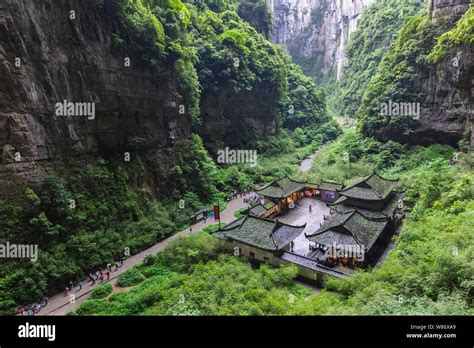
[0,0,280,198]
[270,0,375,81]
[416,44,473,147]
[430,0,472,22]
[0,0,191,198]
[198,85,278,154]
[414,0,472,147]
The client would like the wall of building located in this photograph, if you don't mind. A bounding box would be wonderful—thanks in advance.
[223,240,327,284]
[223,240,281,266]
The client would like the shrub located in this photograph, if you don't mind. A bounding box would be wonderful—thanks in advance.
[90,283,113,299]
[117,268,146,287]
[74,299,114,316]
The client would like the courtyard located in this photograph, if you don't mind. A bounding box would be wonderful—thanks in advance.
[277,197,330,256]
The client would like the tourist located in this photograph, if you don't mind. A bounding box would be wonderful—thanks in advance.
[115,261,121,270]
[89,273,95,285]
[99,271,104,283]
[78,280,83,290]
[107,263,112,272]
[43,297,48,306]
[95,271,100,280]
[309,205,312,213]
[64,287,70,297]
[69,280,74,290]
[106,271,110,280]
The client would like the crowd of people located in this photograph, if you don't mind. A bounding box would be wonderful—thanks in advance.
[227,189,252,201]
[82,259,124,289]
[243,192,261,205]
[226,190,261,206]
[17,297,48,316]
[18,258,125,316]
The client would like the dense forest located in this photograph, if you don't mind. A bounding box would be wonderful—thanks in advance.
[0,0,472,316]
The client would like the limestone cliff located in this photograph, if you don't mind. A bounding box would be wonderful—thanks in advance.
[270,0,375,81]
[416,0,473,146]
[0,0,197,198]
[0,0,285,199]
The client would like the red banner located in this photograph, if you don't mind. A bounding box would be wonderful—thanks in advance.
[213,205,220,221]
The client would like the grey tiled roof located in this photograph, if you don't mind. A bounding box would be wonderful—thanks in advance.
[280,252,348,278]
[249,203,267,217]
[319,180,343,191]
[341,172,398,201]
[219,215,306,251]
[306,211,388,252]
[256,176,307,199]
[333,192,403,218]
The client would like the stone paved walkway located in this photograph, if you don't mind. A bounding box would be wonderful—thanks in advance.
[38,196,248,316]
[277,198,329,256]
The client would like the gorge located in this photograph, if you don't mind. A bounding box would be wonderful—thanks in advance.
[0,0,472,318]
[270,0,375,82]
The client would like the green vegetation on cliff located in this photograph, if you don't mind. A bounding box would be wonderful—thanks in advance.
[74,134,474,316]
[428,5,474,63]
[331,0,425,117]
[0,133,232,314]
[102,0,337,146]
[343,1,471,143]
[357,15,438,141]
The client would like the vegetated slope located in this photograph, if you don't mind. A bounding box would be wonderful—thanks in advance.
[0,0,337,198]
[331,0,426,117]
[356,1,473,146]
[0,0,340,314]
[74,142,474,315]
[183,1,337,151]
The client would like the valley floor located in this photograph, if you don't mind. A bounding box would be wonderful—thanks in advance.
[39,197,248,315]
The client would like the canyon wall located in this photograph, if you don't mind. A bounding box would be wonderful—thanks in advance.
[416,0,473,146]
[270,0,375,81]
[0,0,281,199]
[0,0,193,198]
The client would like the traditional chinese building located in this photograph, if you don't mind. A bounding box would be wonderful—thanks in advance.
[305,211,392,268]
[306,172,403,268]
[216,215,306,265]
[336,172,400,211]
[255,176,307,215]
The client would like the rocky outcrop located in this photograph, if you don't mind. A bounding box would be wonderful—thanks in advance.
[0,0,283,199]
[430,0,471,22]
[270,0,375,81]
[198,84,278,151]
[417,45,473,146]
[415,0,473,146]
[0,0,192,198]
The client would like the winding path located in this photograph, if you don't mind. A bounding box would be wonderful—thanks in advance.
[39,197,248,316]
[299,154,315,173]
[39,151,318,315]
